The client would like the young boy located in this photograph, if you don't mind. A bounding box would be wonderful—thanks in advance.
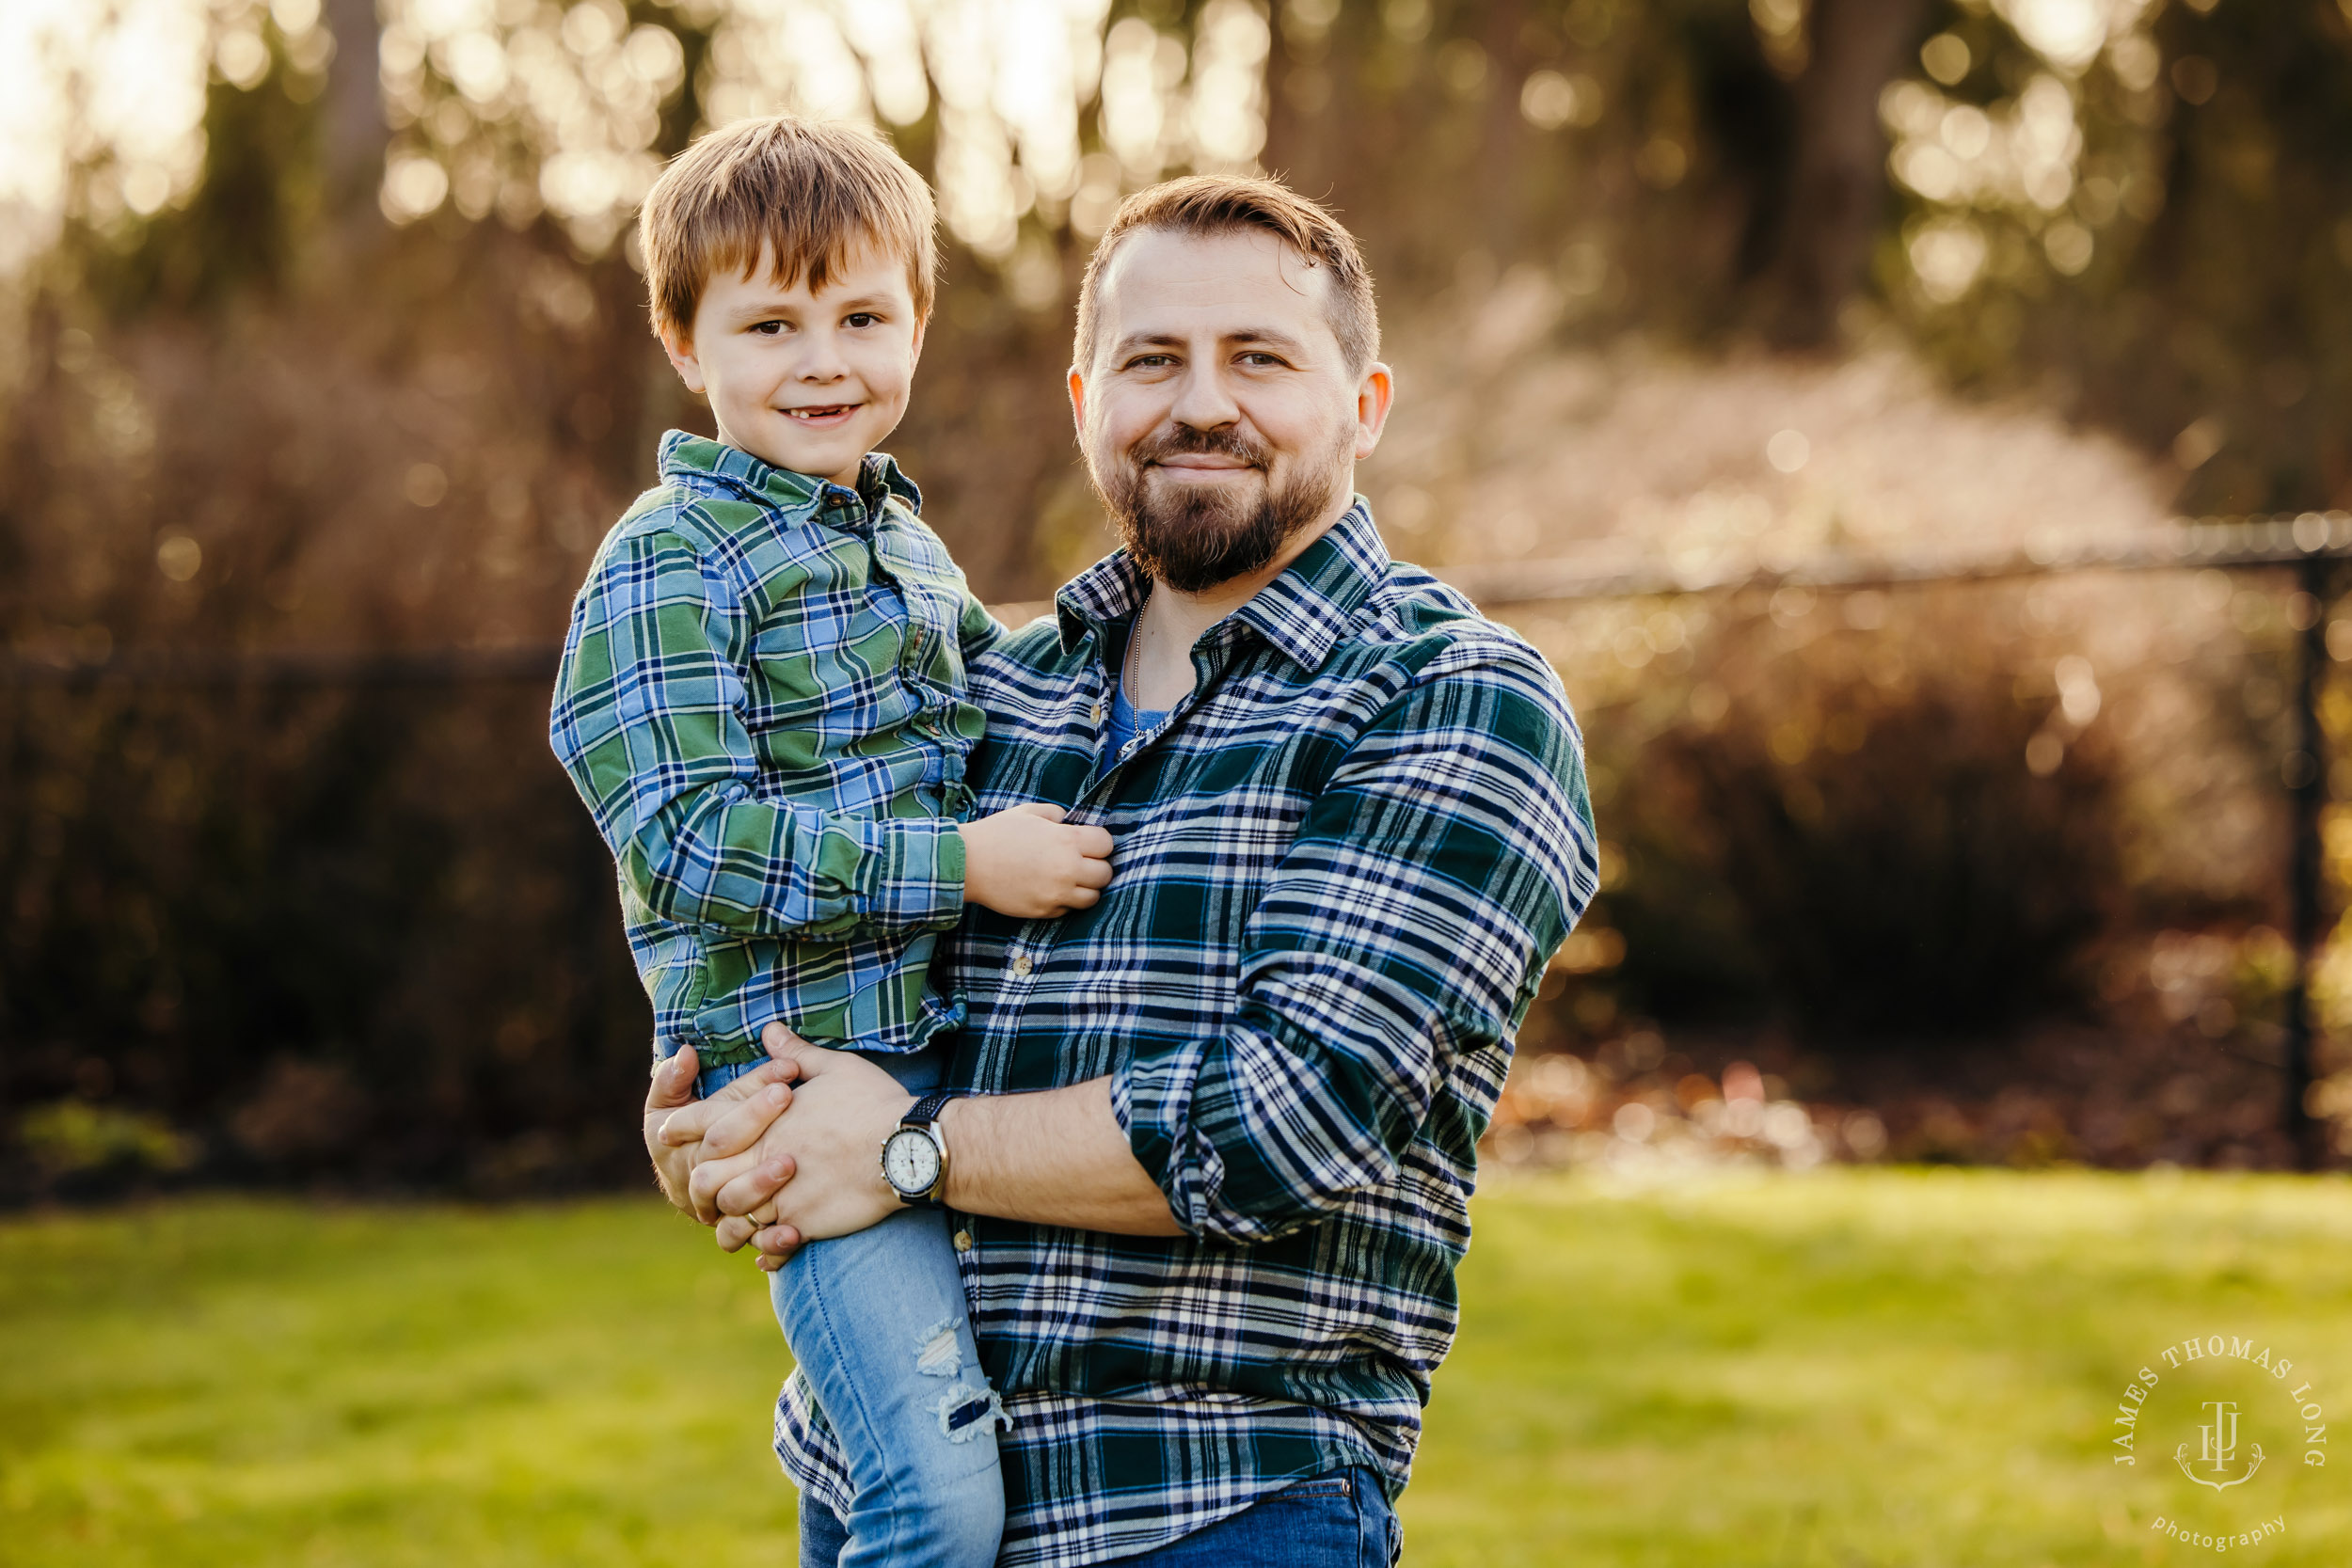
[548,116,1112,1568]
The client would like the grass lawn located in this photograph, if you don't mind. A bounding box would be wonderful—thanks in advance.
[3,1170,2349,1565]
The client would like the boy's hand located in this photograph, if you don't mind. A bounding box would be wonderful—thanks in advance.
[961,803,1114,919]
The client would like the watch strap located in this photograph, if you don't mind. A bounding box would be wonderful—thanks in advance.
[902,1087,961,1130]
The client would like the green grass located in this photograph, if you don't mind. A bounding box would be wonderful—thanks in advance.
[0,1199,797,1566]
[3,1171,2349,1565]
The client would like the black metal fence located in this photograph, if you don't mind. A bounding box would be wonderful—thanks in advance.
[3,509,2343,1194]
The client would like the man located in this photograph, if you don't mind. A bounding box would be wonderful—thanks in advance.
[647,175,1597,1567]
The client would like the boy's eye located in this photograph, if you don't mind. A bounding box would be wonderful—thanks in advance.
[751,320,786,336]
[844,311,881,329]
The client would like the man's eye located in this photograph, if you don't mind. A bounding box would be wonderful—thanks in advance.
[1242,353,1283,367]
[1128,355,1175,370]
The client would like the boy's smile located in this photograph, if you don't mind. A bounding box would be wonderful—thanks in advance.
[784,404,858,426]
[660,243,925,486]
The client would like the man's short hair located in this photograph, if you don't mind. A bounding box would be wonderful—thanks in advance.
[639,115,937,341]
[1073,175,1379,374]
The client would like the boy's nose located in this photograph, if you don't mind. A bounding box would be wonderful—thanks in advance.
[795,334,850,381]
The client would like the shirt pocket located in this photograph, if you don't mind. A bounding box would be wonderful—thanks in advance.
[746,623,838,732]
[872,529,977,681]
[746,619,910,785]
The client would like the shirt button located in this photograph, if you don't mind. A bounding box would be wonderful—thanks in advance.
[1009,953,1033,977]
[953,1229,974,1252]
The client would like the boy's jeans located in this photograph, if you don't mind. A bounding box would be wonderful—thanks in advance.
[799,1466,1400,1568]
[697,1046,1004,1568]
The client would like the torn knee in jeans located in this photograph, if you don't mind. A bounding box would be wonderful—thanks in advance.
[913,1319,1009,1443]
[930,1380,1009,1444]
[913,1317,962,1380]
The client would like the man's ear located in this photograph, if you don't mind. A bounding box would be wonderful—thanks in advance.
[659,321,707,395]
[1352,360,1395,460]
[1067,366,1088,434]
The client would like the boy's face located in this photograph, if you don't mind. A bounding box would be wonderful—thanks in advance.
[661,243,925,486]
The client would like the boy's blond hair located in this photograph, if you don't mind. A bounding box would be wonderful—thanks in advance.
[1073,175,1379,373]
[639,116,937,341]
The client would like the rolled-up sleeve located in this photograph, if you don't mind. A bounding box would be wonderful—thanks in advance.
[1113,641,1598,1242]
[551,522,965,940]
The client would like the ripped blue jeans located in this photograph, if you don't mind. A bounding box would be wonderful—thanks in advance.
[698,1045,1004,1568]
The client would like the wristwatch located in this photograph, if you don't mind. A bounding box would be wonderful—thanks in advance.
[880,1089,958,1207]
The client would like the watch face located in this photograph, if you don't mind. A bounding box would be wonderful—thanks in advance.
[883,1128,942,1196]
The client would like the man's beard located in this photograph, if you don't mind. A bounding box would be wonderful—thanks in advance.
[1092,424,1345,594]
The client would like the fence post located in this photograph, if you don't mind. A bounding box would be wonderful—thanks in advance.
[2285,555,2329,1170]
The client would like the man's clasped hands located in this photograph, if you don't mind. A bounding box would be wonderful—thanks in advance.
[643,1022,904,1272]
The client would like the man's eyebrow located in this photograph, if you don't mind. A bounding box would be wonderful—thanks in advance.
[1225,328,1311,356]
[1108,331,1186,358]
[1108,327,1311,357]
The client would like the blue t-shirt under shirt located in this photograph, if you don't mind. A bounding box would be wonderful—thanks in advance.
[1104,680,1169,765]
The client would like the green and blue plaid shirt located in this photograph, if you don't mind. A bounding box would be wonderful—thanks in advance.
[774,502,1597,1564]
[549,432,997,1070]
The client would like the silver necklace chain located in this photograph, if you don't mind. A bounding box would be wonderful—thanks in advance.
[1123,586,1150,709]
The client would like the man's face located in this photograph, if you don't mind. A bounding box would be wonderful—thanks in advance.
[662,244,924,486]
[1071,228,1391,594]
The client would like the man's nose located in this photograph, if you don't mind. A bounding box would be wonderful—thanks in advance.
[1167,364,1240,431]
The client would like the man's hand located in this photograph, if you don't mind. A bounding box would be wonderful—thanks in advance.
[961,803,1114,919]
[729,1035,1185,1270]
[643,1046,704,1212]
[697,1025,914,1263]
[642,1043,797,1218]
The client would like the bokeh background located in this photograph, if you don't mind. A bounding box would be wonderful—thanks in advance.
[7,0,2352,1198]
[7,4,2352,1565]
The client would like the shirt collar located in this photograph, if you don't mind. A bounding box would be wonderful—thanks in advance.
[856,450,924,513]
[1054,498,1388,671]
[656,430,922,518]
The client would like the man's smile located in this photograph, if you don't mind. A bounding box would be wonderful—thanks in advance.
[1148,453,1259,476]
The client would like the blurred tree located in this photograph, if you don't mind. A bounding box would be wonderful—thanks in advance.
[1259,0,1942,345]
[1759,0,1932,345]
[1263,0,2352,514]
[321,0,390,229]
[1882,0,2352,515]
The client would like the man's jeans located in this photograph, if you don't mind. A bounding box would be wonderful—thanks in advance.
[797,1466,1399,1568]
[697,1045,1004,1568]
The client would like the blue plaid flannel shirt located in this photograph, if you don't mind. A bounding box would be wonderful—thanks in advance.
[775,501,1597,1564]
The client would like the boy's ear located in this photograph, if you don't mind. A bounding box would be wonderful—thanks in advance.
[659,321,707,394]
[909,311,929,369]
